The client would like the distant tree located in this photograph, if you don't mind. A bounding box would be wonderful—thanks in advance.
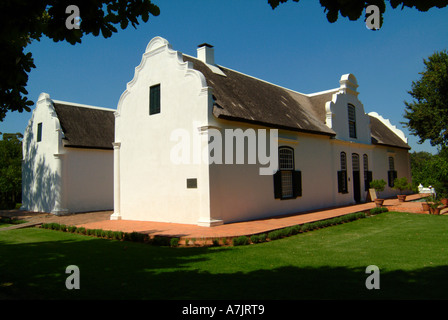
[0,133,23,209]
[410,150,448,195]
[268,0,447,26]
[403,50,448,149]
[0,0,160,122]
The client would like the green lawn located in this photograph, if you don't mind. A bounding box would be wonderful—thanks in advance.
[0,211,447,300]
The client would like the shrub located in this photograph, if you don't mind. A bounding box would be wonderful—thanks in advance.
[301,223,311,232]
[105,230,114,239]
[232,236,249,246]
[68,225,77,233]
[76,227,86,235]
[125,232,147,243]
[250,233,268,244]
[268,230,283,241]
[112,231,123,240]
[291,225,302,234]
[170,237,180,247]
[50,223,61,230]
[151,235,170,246]
[370,207,388,215]
[370,179,387,198]
[250,234,261,243]
[0,217,25,225]
[392,177,412,193]
[282,226,295,237]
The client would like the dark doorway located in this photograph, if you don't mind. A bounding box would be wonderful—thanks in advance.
[352,154,361,203]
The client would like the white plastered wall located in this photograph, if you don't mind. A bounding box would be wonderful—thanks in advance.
[21,93,66,214]
[207,115,345,224]
[371,146,412,198]
[113,37,213,225]
[64,148,113,212]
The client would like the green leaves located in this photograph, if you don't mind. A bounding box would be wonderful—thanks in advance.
[403,50,448,148]
[269,0,445,25]
[0,133,22,208]
[0,0,160,122]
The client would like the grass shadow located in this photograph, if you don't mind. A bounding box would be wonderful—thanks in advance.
[1,227,448,300]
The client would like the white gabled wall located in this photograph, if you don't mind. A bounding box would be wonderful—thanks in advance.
[21,93,113,214]
[113,37,213,225]
[325,74,371,145]
[21,93,67,214]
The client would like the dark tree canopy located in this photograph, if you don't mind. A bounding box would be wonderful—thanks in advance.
[0,0,160,121]
[268,0,447,24]
[403,50,448,148]
[0,133,23,209]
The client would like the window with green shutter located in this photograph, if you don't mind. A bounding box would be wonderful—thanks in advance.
[149,84,161,115]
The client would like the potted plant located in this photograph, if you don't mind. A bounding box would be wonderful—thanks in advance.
[370,179,386,207]
[439,191,448,206]
[392,177,412,202]
[421,196,431,212]
[429,199,442,215]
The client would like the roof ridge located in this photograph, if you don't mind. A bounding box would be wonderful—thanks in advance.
[52,99,114,112]
[182,54,310,97]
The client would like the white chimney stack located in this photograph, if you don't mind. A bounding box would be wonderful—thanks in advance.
[197,43,214,65]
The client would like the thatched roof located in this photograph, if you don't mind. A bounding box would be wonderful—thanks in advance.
[183,55,336,137]
[53,103,115,150]
[184,55,410,150]
[369,116,410,150]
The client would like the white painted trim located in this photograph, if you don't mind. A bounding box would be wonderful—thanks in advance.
[368,112,408,143]
[52,99,114,112]
[306,88,339,97]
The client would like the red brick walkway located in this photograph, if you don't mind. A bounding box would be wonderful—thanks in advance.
[2,194,436,244]
[74,194,430,242]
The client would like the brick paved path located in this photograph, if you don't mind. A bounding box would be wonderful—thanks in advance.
[1,194,439,243]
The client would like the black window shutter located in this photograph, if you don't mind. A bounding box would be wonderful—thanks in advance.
[365,171,373,191]
[388,170,397,187]
[273,171,282,199]
[338,170,348,194]
[337,171,343,193]
[292,170,302,198]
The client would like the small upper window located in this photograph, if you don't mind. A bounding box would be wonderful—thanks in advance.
[348,104,357,138]
[363,154,369,172]
[389,157,395,170]
[149,84,161,115]
[340,152,347,171]
[37,123,42,142]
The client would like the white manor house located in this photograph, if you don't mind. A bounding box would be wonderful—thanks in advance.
[21,36,411,226]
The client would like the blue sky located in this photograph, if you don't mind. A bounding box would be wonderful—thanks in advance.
[1,0,447,153]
